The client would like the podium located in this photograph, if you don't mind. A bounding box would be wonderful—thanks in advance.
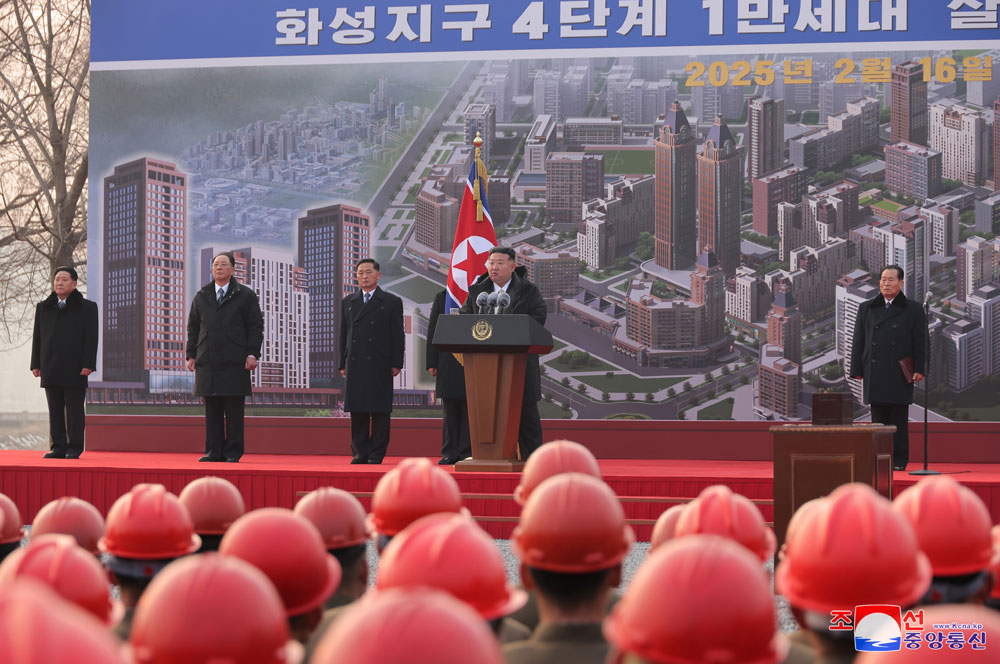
[770,423,895,554]
[432,314,553,472]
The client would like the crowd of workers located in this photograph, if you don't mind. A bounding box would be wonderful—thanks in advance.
[1,439,999,663]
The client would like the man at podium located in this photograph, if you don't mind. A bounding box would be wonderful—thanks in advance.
[460,247,547,459]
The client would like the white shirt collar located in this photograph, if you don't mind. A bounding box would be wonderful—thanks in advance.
[492,280,511,294]
[362,288,376,297]
[215,280,231,295]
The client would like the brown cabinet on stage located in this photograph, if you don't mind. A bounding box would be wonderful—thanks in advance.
[770,424,895,554]
[432,313,553,472]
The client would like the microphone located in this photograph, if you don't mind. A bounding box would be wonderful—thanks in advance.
[923,291,932,309]
[495,291,511,314]
[486,291,499,314]
[475,291,489,314]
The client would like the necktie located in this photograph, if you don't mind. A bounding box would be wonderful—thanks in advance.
[364,292,371,305]
[885,301,891,309]
[217,288,224,304]
[58,301,65,310]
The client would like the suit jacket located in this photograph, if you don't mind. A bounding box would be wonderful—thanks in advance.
[849,291,927,405]
[426,290,467,401]
[338,286,404,412]
[459,267,547,403]
[186,279,264,396]
[30,289,98,389]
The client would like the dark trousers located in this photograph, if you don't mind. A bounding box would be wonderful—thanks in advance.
[204,396,246,460]
[441,398,471,461]
[871,402,909,466]
[350,411,390,463]
[45,387,86,456]
[518,399,543,460]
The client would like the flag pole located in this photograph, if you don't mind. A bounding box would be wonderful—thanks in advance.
[473,131,488,221]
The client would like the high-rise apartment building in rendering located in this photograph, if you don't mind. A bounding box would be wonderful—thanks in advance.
[654,102,697,270]
[747,96,784,180]
[297,204,370,388]
[697,116,744,277]
[103,158,188,386]
[890,61,927,146]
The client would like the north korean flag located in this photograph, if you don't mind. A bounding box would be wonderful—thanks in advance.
[445,157,498,312]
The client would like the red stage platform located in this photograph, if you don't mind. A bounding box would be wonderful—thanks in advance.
[3,451,1000,541]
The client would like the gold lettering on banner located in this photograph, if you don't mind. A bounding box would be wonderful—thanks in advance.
[471,320,493,341]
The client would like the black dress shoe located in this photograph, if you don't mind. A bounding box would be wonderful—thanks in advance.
[199,455,223,462]
[438,457,457,465]
[367,458,383,465]
[43,451,65,459]
[350,457,367,464]
[225,457,240,463]
[64,453,81,460]
[893,464,907,471]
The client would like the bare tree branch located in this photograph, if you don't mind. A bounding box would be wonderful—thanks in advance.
[0,0,89,347]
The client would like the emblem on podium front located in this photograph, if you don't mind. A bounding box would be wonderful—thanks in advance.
[472,319,493,341]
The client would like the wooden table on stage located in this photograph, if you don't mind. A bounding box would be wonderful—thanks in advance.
[770,423,895,554]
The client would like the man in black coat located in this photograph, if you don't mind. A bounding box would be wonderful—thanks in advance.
[186,251,264,463]
[459,247,547,459]
[30,266,98,459]
[426,289,472,465]
[850,264,927,471]
[339,258,404,464]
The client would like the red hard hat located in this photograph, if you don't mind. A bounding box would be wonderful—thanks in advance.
[0,579,129,664]
[0,534,124,627]
[98,484,201,559]
[854,604,1000,663]
[294,486,371,549]
[0,492,25,544]
[604,535,789,664]
[778,498,822,562]
[513,440,601,506]
[775,483,931,613]
[178,476,246,535]
[30,496,105,555]
[377,512,526,620]
[512,473,634,573]
[649,504,686,552]
[674,485,776,562]
[311,587,504,664]
[369,458,464,536]
[128,553,302,664]
[219,507,341,616]
[893,475,995,576]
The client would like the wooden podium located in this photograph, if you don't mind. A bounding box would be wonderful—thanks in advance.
[432,314,553,472]
[770,423,895,553]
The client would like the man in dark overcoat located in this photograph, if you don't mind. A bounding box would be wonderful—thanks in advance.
[459,247,547,459]
[186,251,264,463]
[850,264,927,471]
[426,289,472,465]
[339,258,404,464]
[30,266,99,459]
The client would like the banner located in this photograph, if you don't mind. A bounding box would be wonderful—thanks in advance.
[88,1,1000,423]
[93,1,1000,66]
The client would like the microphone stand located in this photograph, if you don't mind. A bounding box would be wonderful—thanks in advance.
[910,298,939,476]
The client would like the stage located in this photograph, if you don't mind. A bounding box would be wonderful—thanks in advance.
[3,450,1000,540]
